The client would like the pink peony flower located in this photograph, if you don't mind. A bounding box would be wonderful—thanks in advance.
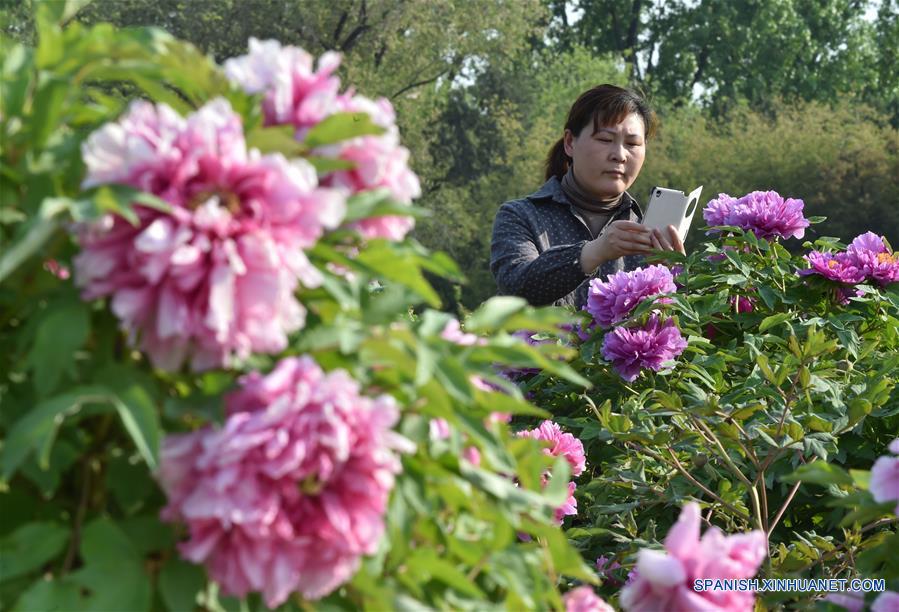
[74,99,345,371]
[518,420,585,523]
[43,259,70,280]
[873,591,899,612]
[564,585,615,612]
[869,439,899,515]
[846,232,899,286]
[223,38,341,134]
[619,503,767,612]
[157,356,412,607]
[441,318,486,346]
[799,251,866,284]
[517,420,586,477]
[225,40,420,241]
[429,418,450,441]
[586,264,677,327]
[463,445,482,466]
[703,191,809,240]
[601,315,688,382]
[317,94,420,240]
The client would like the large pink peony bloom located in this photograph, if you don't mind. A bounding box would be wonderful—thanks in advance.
[619,503,767,612]
[157,356,412,607]
[703,191,809,240]
[601,315,688,382]
[518,420,586,523]
[846,232,899,286]
[873,591,899,612]
[564,585,615,612]
[74,99,345,371]
[586,265,677,327]
[869,439,899,515]
[225,39,420,241]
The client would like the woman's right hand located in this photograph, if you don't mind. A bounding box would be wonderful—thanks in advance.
[580,220,653,273]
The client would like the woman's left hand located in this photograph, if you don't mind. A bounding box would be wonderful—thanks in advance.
[650,225,686,255]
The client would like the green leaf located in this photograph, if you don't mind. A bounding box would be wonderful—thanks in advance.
[466,296,528,331]
[759,312,792,333]
[12,577,87,612]
[159,558,205,612]
[109,385,160,470]
[245,125,306,157]
[406,549,485,598]
[848,398,873,426]
[782,461,852,486]
[303,111,386,147]
[1,45,33,119]
[0,198,66,284]
[1,386,110,481]
[31,74,69,149]
[69,519,151,612]
[26,296,90,396]
[355,243,441,307]
[0,522,70,583]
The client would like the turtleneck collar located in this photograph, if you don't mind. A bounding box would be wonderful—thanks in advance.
[560,166,623,213]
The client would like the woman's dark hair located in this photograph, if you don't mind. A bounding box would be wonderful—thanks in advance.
[544,84,657,180]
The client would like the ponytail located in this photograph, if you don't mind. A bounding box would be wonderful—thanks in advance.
[544,137,571,181]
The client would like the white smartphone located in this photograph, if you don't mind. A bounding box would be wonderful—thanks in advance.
[642,185,703,242]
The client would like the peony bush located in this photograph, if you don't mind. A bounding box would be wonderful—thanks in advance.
[1,4,897,612]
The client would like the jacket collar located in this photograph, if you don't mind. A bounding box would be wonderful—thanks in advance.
[528,176,644,220]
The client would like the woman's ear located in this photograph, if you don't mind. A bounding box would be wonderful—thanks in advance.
[563,129,574,157]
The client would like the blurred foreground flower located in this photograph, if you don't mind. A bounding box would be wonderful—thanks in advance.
[619,503,766,612]
[74,99,344,371]
[564,585,615,612]
[870,439,899,516]
[157,356,412,607]
[225,38,419,241]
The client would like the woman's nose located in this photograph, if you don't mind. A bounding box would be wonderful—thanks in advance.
[608,143,625,162]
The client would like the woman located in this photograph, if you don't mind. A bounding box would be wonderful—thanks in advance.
[490,84,684,309]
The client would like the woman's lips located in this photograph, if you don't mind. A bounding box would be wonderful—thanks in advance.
[603,170,625,178]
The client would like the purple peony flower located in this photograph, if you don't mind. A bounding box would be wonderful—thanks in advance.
[586,265,677,327]
[619,503,767,612]
[601,315,688,382]
[869,439,899,516]
[703,191,809,240]
[703,193,739,228]
[872,591,899,612]
[798,251,866,284]
[157,356,413,607]
[846,232,899,286]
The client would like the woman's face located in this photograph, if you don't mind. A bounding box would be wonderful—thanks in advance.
[563,112,646,200]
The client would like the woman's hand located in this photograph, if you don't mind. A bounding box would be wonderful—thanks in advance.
[649,225,686,255]
[580,220,653,273]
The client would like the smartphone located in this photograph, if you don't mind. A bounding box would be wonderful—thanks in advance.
[642,185,703,242]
